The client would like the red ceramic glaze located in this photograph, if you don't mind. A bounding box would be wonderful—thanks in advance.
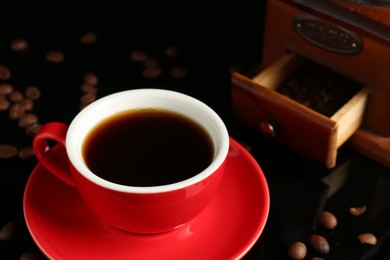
[32,89,231,234]
[70,157,225,233]
[24,138,270,260]
[33,122,226,234]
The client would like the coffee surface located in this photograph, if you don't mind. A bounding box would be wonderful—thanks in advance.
[82,109,214,186]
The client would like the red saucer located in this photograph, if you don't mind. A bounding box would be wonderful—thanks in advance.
[23,138,269,260]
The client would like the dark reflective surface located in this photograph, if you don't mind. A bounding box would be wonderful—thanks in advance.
[1,3,389,259]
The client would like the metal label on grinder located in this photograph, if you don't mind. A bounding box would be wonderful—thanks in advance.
[293,15,362,55]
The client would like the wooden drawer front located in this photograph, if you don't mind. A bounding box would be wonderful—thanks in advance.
[232,53,368,168]
[262,0,390,136]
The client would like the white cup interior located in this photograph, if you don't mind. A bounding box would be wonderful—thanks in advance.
[66,88,229,193]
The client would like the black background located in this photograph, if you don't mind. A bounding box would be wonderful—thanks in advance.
[1,1,390,259]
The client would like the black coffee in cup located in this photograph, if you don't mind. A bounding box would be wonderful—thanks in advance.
[82,109,214,186]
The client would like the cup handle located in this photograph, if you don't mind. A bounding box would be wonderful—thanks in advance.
[33,122,76,188]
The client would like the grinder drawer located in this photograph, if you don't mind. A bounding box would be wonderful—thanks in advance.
[232,52,369,168]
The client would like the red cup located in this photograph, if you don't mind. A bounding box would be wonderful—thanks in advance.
[33,89,229,234]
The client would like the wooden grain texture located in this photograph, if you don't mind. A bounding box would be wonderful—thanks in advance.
[257,0,390,167]
[231,74,338,167]
[231,51,370,168]
[331,87,369,147]
[262,0,390,136]
[348,129,390,168]
[329,0,390,27]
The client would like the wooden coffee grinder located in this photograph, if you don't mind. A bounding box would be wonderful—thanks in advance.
[232,0,390,168]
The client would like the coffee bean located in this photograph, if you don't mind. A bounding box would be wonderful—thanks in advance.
[311,257,324,260]
[46,51,64,64]
[10,38,28,52]
[18,146,35,159]
[0,95,10,111]
[317,211,337,230]
[287,242,307,259]
[81,83,98,93]
[142,67,162,79]
[130,50,147,62]
[349,205,367,216]
[24,86,41,100]
[20,98,34,111]
[0,144,18,159]
[18,113,39,128]
[20,251,43,260]
[170,67,187,79]
[25,123,42,136]
[8,90,24,102]
[0,65,11,80]
[0,220,18,241]
[277,63,362,117]
[80,92,96,109]
[0,83,13,95]
[9,102,26,120]
[80,32,97,45]
[83,73,98,86]
[79,103,87,110]
[80,92,96,103]
[358,233,377,245]
[309,234,330,255]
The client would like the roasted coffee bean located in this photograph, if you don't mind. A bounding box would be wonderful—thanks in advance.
[83,73,98,86]
[10,38,28,52]
[80,92,96,110]
[165,46,180,58]
[0,83,13,95]
[20,251,43,260]
[80,92,96,103]
[18,146,35,159]
[25,123,42,136]
[358,233,377,245]
[349,205,367,216]
[0,95,10,111]
[287,242,307,260]
[142,67,162,79]
[317,211,337,230]
[309,234,330,255]
[80,32,97,45]
[311,257,324,260]
[8,90,24,102]
[81,83,98,93]
[9,102,26,120]
[20,98,34,111]
[276,63,362,117]
[170,67,187,79]
[0,144,18,159]
[79,103,88,110]
[0,65,11,80]
[18,113,39,128]
[25,86,41,100]
[46,51,64,63]
[0,220,18,241]
[130,50,147,62]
